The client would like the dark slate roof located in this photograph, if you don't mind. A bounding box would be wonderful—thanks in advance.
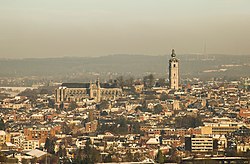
[169,58,179,62]
[61,82,119,89]
[100,83,119,88]
[61,83,90,88]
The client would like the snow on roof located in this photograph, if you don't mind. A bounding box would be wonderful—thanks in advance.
[146,138,160,145]
[0,130,6,136]
[26,149,47,158]
[6,142,16,147]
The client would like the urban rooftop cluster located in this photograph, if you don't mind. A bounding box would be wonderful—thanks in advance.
[0,51,249,163]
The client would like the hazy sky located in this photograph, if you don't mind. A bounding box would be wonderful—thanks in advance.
[1,0,250,58]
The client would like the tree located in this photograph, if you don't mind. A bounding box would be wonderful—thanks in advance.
[135,106,143,112]
[57,145,67,158]
[143,76,147,88]
[143,74,155,89]
[116,76,125,89]
[104,154,112,163]
[97,118,129,135]
[75,147,84,162]
[97,101,109,110]
[225,147,238,157]
[59,102,64,110]
[156,150,164,164]
[133,152,141,162]
[154,104,163,114]
[175,116,203,128]
[167,148,180,163]
[61,122,71,134]
[74,140,101,164]
[45,138,55,154]
[160,92,168,101]
[40,89,49,95]
[124,150,133,162]
[156,78,166,87]
[21,158,29,164]
[0,118,5,130]
[18,88,38,102]
[245,149,250,157]
[131,122,141,134]
[30,157,37,164]
[68,101,77,110]
[213,139,219,150]
[148,74,155,88]
[100,111,108,116]
[0,154,7,163]
[44,138,50,151]
[40,155,59,164]
[125,77,134,88]
[48,98,55,108]
[84,140,91,154]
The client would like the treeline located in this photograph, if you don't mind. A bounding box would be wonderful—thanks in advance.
[98,118,141,135]
[42,138,147,163]
[0,54,249,78]
[175,116,203,128]
[114,74,166,91]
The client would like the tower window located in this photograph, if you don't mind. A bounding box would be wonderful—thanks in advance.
[174,73,175,76]
[173,64,176,67]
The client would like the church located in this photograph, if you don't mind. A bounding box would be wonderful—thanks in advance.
[55,79,122,103]
[55,49,179,104]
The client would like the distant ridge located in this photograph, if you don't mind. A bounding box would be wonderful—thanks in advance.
[0,54,249,79]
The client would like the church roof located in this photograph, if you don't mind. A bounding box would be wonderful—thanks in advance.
[61,83,90,88]
[100,83,119,88]
[61,82,119,89]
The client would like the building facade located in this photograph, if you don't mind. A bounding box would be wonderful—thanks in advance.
[24,125,60,144]
[55,79,122,103]
[169,49,179,90]
[185,135,213,153]
[0,131,6,145]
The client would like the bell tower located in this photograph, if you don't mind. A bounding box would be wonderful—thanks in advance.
[169,49,179,90]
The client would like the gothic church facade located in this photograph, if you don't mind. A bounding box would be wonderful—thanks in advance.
[55,79,122,103]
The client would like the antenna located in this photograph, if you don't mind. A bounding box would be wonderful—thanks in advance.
[203,41,208,60]
[204,41,207,55]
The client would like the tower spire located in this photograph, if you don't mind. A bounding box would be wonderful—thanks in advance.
[171,49,176,58]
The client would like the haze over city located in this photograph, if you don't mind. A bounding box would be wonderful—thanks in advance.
[1,1,250,164]
[1,0,250,58]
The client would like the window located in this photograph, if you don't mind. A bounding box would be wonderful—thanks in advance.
[173,64,176,67]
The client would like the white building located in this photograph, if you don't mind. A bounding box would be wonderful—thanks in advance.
[169,49,179,90]
[185,135,213,153]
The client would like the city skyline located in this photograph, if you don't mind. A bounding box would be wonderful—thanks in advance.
[1,0,250,58]
[0,1,250,163]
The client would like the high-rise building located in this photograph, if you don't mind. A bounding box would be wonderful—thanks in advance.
[169,49,179,90]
